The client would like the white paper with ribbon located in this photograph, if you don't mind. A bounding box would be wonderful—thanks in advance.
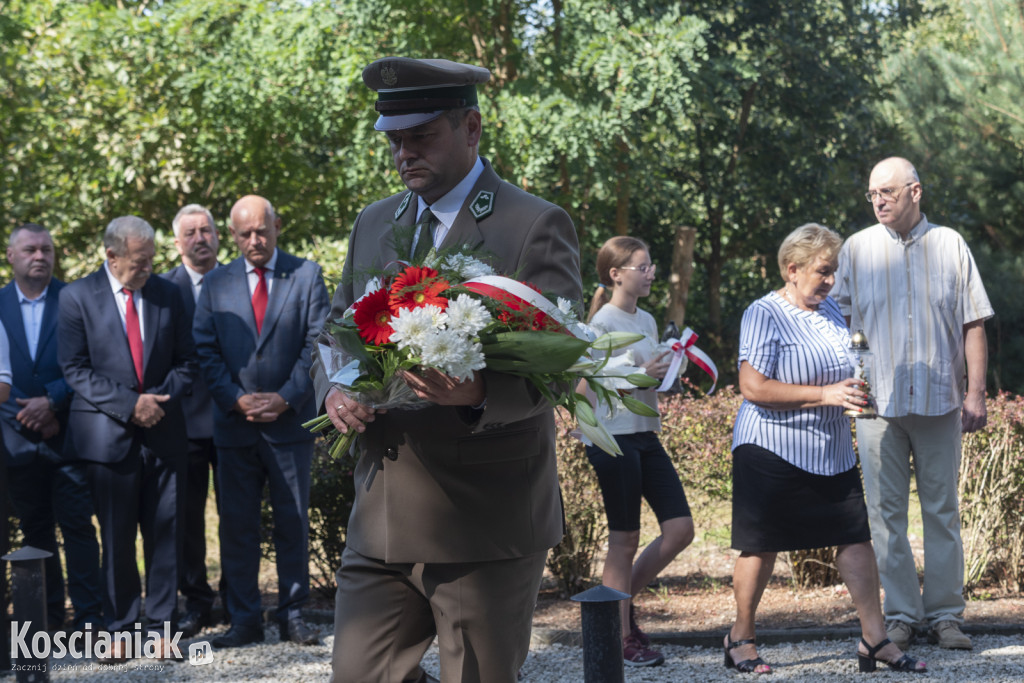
[658,327,718,394]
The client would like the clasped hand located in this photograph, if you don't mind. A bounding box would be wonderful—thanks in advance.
[235,392,289,423]
[132,393,170,428]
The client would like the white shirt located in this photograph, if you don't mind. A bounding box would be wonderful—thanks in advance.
[183,262,216,302]
[15,281,48,362]
[104,262,146,343]
[245,250,278,297]
[833,215,994,417]
[731,294,856,475]
[414,157,485,250]
[583,303,662,437]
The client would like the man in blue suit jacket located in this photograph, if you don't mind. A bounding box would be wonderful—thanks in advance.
[160,204,222,637]
[1,223,103,631]
[59,216,197,658]
[193,195,329,648]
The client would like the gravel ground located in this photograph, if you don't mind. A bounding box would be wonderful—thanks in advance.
[27,622,1024,682]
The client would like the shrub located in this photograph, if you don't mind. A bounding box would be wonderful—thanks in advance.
[960,392,1024,592]
[659,382,743,506]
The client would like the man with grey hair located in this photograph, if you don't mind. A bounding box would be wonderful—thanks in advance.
[59,216,197,660]
[1,222,103,631]
[161,204,222,637]
[834,157,993,652]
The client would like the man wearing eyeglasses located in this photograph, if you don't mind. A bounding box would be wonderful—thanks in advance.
[833,157,993,653]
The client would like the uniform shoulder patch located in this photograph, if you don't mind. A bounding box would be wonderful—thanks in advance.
[469,190,494,220]
[394,192,412,220]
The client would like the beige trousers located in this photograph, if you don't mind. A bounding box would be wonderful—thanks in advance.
[856,410,965,626]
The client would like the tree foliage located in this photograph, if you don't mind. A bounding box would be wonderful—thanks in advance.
[3,0,1021,390]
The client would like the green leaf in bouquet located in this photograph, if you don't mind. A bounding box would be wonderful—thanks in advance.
[479,330,591,374]
[331,324,373,365]
[591,331,645,352]
[626,373,660,388]
[620,395,660,417]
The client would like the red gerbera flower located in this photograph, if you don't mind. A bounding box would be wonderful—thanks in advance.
[352,287,395,345]
[389,266,450,312]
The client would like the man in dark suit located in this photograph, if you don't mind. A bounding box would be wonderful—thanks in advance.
[160,205,221,637]
[193,195,329,648]
[1,223,103,632]
[311,58,582,683]
[58,216,197,658]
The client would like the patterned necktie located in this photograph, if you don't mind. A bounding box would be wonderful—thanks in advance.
[252,267,268,334]
[411,209,436,262]
[123,288,144,390]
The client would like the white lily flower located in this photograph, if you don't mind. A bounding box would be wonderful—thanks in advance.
[576,419,622,456]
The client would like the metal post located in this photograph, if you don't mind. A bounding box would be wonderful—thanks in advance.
[3,546,53,682]
[571,584,630,683]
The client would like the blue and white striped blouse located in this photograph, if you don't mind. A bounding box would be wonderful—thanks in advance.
[731,292,856,475]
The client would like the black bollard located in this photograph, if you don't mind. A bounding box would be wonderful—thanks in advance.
[3,546,53,683]
[571,584,630,683]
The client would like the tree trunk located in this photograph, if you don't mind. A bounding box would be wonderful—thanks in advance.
[667,226,697,328]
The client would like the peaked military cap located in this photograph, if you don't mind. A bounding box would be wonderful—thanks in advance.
[362,57,491,131]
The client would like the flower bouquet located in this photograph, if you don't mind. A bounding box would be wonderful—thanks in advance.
[304,249,659,457]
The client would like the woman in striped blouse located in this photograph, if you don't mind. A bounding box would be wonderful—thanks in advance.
[724,224,926,675]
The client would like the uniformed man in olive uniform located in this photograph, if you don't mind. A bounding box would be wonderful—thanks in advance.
[312,57,582,683]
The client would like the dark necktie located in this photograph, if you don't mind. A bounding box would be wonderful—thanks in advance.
[412,209,436,262]
[123,288,144,390]
[252,267,268,334]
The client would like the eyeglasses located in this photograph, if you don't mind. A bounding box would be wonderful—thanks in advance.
[865,182,913,203]
[620,264,656,275]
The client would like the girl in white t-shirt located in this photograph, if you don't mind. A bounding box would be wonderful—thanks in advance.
[582,236,693,668]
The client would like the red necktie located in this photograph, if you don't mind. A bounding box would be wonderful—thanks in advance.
[123,288,144,390]
[252,267,268,334]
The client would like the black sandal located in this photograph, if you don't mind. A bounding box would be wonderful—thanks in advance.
[857,637,926,673]
[724,633,772,673]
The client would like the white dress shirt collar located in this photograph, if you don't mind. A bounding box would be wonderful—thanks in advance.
[416,157,485,245]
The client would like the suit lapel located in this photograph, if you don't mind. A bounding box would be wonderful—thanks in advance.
[92,269,136,376]
[0,286,32,366]
[140,279,161,379]
[378,194,414,266]
[257,252,296,347]
[228,259,259,336]
[35,282,62,368]
[438,161,498,252]
[173,266,196,320]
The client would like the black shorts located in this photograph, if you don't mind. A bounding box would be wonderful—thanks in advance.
[586,431,691,532]
[731,443,871,553]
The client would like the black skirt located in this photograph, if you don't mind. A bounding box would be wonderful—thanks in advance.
[731,443,872,553]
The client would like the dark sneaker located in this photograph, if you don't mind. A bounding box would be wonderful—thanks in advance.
[623,634,664,667]
[628,603,650,647]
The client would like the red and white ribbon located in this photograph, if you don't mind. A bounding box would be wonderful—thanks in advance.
[659,328,718,394]
[461,275,572,334]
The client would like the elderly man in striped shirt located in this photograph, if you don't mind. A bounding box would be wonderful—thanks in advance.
[834,157,993,652]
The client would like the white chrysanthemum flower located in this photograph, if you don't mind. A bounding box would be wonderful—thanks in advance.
[444,341,487,382]
[556,297,578,323]
[445,294,492,336]
[390,305,446,352]
[420,328,470,370]
[444,253,495,279]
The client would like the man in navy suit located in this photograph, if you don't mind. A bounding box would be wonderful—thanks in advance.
[193,195,329,648]
[160,205,222,637]
[58,216,197,659]
[1,223,103,631]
